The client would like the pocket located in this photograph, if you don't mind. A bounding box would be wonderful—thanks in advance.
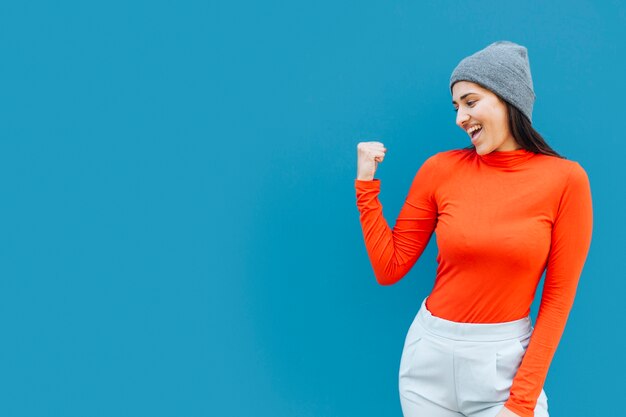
[493,338,526,396]
[517,333,531,352]
[398,321,425,379]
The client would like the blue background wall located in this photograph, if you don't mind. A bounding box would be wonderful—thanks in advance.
[1,1,623,416]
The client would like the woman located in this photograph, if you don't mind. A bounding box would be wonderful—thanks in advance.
[354,41,593,417]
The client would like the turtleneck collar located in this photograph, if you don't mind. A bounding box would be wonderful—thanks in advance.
[476,148,536,168]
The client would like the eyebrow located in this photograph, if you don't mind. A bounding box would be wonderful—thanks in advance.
[452,92,478,105]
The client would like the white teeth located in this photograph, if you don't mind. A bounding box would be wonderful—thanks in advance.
[467,125,482,134]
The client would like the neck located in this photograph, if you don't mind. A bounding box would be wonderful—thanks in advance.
[475,147,535,169]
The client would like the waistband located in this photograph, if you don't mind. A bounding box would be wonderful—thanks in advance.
[416,297,533,342]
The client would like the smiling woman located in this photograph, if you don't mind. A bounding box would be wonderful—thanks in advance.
[450,44,561,159]
[452,83,561,158]
[452,81,518,154]
[355,41,593,417]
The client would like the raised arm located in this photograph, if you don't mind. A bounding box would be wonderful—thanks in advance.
[355,154,440,285]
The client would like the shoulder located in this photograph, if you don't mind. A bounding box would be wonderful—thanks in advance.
[411,149,472,186]
[532,155,592,205]
[414,148,474,175]
[533,153,590,184]
[422,148,473,167]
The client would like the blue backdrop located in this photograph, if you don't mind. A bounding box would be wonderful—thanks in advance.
[1,1,623,416]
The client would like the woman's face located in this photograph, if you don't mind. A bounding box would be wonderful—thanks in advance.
[451,81,521,155]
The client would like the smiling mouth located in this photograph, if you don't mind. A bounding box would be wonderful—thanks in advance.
[471,127,483,142]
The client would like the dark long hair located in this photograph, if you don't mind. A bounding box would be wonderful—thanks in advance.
[462,99,565,159]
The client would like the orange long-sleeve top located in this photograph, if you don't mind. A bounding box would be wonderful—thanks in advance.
[355,148,593,417]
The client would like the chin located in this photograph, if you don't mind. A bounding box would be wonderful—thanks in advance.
[473,145,490,155]
[474,140,500,155]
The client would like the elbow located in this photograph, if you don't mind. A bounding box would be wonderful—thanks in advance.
[374,270,405,286]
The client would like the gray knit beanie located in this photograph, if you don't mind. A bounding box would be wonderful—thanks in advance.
[450,41,535,122]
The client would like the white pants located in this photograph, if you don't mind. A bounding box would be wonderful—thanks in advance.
[399,297,549,417]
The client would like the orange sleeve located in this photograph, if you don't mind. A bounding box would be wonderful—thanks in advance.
[504,163,593,417]
[355,155,439,285]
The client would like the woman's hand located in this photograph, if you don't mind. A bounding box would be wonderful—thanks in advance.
[495,406,522,417]
[356,141,387,181]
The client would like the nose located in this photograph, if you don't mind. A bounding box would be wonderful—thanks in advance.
[456,108,470,127]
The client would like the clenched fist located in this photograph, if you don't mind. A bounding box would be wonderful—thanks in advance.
[356,141,387,181]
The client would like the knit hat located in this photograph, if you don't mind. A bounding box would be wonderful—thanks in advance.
[449,41,535,122]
